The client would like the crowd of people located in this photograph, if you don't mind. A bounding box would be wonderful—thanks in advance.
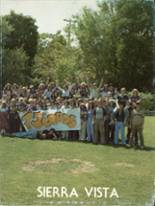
[0,79,145,149]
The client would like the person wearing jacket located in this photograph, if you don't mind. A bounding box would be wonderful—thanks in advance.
[113,100,128,145]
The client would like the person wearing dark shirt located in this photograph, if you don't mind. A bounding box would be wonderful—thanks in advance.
[104,100,116,144]
[113,101,128,145]
[79,82,89,98]
[118,87,129,103]
[130,88,141,103]
[126,102,133,144]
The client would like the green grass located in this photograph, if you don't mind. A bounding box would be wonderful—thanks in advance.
[0,117,155,206]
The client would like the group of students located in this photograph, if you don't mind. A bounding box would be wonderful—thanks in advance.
[0,80,145,148]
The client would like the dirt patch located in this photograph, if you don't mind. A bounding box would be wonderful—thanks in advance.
[115,162,135,168]
[22,158,97,174]
[69,159,97,174]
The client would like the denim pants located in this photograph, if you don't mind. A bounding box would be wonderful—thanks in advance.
[87,120,94,142]
[12,130,37,138]
[87,111,94,142]
[114,121,125,144]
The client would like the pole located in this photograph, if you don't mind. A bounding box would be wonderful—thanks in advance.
[153,0,155,92]
[0,15,3,98]
[63,19,73,47]
[68,21,71,47]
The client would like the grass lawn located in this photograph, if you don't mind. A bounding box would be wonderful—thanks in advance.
[0,117,155,206]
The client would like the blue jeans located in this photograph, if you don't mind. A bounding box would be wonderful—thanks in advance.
[114,122,125,144]
[12,131,37,138]
[87,121,94,142]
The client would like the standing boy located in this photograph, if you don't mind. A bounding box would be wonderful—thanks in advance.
[130,101,145,149]
[113,100,128,145]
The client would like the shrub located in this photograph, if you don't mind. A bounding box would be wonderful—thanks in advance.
[139,92,155,111]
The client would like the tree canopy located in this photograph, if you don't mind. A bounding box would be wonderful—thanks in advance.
[1,0,154,91]
[72,0,153,90]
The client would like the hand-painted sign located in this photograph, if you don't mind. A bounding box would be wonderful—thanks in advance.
[19,108,81,131]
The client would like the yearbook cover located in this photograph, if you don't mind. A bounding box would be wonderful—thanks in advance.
[0,0,155,206]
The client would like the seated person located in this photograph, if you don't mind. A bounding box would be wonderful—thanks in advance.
[38,128,59,140]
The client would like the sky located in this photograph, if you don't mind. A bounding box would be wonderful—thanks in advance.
[1,0,98,34]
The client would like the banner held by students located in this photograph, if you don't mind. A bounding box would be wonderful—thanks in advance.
[19,108,81,132]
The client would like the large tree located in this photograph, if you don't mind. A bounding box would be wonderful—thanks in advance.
[111,0,153,90]
[72,0,153,90]
[33,32,83,84]
[4,11,38,77]
[0,17,13,93]
[1,16,30,86]
[2,48,28,84]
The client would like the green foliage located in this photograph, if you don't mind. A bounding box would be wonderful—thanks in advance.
[1,11,38,86]
[0,17,12,88]
[112,0,153,90]
[1,2,154,91]
[2,48,28,84]
[73,6,113,82]
[140,92,155,111]
[4,11,38,76]
[33,32,84,84]
[72,0,153,89]
[128,91,155,110]
[0,17,13,47]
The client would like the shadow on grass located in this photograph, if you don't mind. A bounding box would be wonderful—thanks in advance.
[1,135,155,151]
[111,144,155,151]
[141,146,155,151]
